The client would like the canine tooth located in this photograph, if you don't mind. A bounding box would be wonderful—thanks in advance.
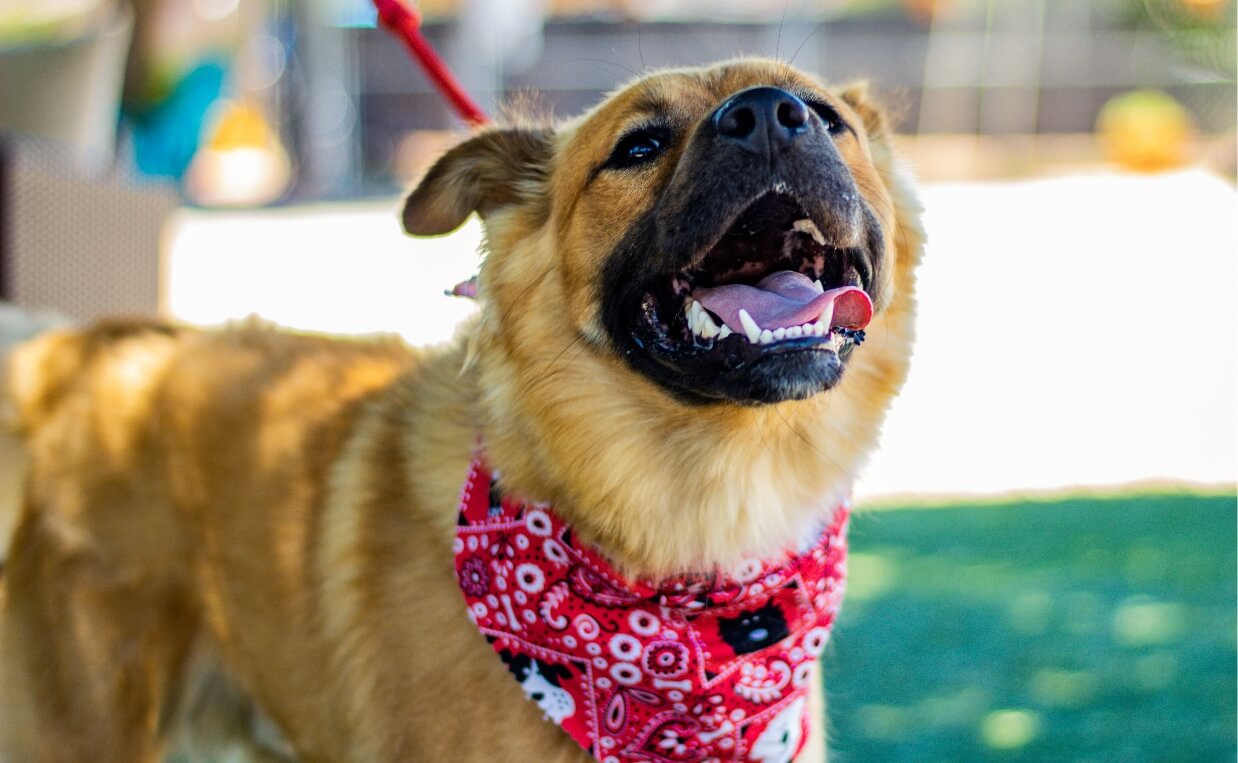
[690,301,708,334]
[738,310,762,343]
[773,327,787,341]
[698,310,720,338]
[812,279,825,294]
[760,329,774,344]
[719,325,733,339]
[787,326,803,339]
[698,308,720,331]
[813,323,826,337]
[792,219,826,246]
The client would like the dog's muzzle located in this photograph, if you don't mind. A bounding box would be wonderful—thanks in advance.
[600,87,886,405]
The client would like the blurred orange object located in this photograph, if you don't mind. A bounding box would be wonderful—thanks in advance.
[1176,0,1229,21]
[207,100,271,150]
[901,0,956,24]
[185,98,292,206]
[1096,89,1196,173]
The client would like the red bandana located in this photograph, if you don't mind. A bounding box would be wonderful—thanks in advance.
[453,455,849,763]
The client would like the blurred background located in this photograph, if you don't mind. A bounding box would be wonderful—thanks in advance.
[0,0,1234,760]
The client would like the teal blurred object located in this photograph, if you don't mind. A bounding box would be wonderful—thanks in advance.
[128,59,228,179]
[826,494,1236,762]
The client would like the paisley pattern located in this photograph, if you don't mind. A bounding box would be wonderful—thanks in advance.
[453,455,849,762]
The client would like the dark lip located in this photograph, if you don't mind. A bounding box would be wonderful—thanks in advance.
[617,191,870,404]
[636,191,868,347]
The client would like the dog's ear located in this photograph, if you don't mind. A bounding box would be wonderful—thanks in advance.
[402,127,554,236]
[836,82,889,138]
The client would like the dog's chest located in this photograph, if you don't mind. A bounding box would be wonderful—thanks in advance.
[453,456,849,762]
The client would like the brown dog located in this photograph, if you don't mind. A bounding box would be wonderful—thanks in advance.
[0,59,922,762]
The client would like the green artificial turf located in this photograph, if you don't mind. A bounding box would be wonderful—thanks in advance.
[824,493,1237,763]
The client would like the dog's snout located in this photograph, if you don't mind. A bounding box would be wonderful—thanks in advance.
[712,87,811,156]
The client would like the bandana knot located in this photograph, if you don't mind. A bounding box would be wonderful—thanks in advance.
[453,455,849,763]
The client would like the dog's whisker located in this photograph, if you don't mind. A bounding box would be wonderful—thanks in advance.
[776,1,790,60]
[788,22,825,68]
[526,336,586,392]
[565,57,641,81]
[772,404,852,484]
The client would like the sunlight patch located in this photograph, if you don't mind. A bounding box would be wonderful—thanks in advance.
[1112,597,1186,647]
[1030,669,1098,708]
[980,709,1041,750]
[846,552,898,602]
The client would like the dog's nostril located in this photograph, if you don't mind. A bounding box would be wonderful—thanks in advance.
[713,87,811,154]
[717,105,757,140]
[777,100,808,130]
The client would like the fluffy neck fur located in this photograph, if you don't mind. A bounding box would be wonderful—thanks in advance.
[466,145,922,581]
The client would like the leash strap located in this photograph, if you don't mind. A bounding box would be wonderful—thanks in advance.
[371,0,489,126]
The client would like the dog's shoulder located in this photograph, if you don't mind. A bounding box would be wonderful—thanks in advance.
[1,319,181,437]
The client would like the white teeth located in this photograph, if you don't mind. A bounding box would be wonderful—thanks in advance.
[729,309,830,346]
[812,279,825,294]
[792,219,826,246]
[738,309,762,343]
[686,299,722,340]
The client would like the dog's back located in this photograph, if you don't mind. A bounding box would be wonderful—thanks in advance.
[0,305,72,569]
[0,321,416,762]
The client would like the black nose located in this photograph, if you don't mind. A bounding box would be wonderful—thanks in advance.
[712,87,811,157]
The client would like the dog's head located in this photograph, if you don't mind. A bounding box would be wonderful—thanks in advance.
[403,59,922,573]
[404,59,908,405]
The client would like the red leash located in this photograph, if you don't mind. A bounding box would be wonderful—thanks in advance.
[372,0,489,126]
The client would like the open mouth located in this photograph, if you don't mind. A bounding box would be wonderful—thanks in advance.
[628,192,874,393]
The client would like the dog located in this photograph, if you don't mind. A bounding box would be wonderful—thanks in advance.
[0,59,923,762]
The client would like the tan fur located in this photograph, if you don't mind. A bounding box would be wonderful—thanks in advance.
[0,60,921,762]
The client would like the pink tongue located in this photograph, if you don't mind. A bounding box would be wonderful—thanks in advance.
[692,271,873,332]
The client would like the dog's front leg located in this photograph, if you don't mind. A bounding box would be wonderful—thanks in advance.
[0,510,195,763]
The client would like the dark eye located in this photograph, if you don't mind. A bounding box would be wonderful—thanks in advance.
[806,100,847,135]
[606,128,669,169]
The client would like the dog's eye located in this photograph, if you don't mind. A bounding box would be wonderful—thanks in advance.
[806,100,848,135]
[606,128,669,169]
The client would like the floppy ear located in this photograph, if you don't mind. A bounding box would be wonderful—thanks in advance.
[836,81,889,138]
[402,126,554,237]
